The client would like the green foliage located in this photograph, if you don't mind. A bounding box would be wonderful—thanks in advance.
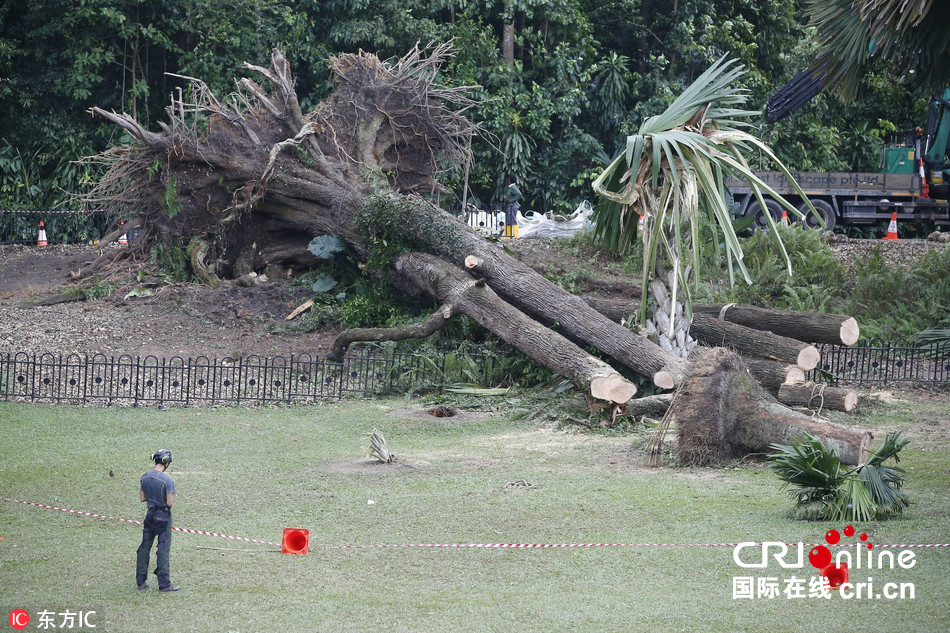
[161,178,181,219]
[150,241,193,282]
[844,246,950,339]
[769,430,910,521]
[709,226,950,338]
[81,276,119,300]
[722,224,847,311]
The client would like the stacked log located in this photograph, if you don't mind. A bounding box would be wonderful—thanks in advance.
[689,313,821,369]
[778,381,858,413]
[690,303,859,346]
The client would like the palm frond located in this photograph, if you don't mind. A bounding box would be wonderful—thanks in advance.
[771,429,911,521]
[768,434,844,492]
[807,0,950,100]
[367,429,394,463]
[833,477,877,522]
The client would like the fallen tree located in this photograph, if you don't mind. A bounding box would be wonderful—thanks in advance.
[79,45,868,463]
[673,349,870,465]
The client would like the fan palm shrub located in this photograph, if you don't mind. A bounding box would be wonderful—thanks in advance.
[768,430,910,521]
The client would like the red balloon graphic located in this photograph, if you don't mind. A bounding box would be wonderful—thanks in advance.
[825,529,841,544]
[860,533,868,541]
[809,545,833,569]
[843,525,855,537]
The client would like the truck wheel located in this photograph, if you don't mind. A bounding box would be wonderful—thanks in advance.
[747,199,782,230]
[797,199,836,232]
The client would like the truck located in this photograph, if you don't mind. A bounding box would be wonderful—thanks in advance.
[725,88,950,232]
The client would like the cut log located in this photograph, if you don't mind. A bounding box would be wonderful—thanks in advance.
[396,252,637,403]
[673,348,870,465]
[691,303,860,346]
[461,246,686,388]
[583,297,639,324]
[777,381,858,413]
[689,313,820,370]
[625,393,674,418]
[742,357,806,391]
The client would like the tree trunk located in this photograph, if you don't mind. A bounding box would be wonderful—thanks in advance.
[502,2,515,64]
[689,313,820,369]
[691,303,860,346]
[742,357,806,391]
[777,381,858,413]
[397,252,637,403]
[673,348,870,465]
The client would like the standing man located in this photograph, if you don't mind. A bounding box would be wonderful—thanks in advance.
[136,448,180,592]
[503,175,522,239]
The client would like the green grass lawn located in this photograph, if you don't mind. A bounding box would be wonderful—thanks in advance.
[1,394,948,632]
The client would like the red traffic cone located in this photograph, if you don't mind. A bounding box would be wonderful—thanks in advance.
[281,527,310,555]
[882,212,900,241]
[118,221,129,246]
[780,208,789,226]
[37,221,48,246]
[820,562,849,591]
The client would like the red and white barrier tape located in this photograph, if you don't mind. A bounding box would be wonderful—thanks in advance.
[1,498,279,546]
[4,497,949,550]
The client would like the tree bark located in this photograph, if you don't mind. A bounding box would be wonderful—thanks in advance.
[777,381,858,413]
[689,313,820,370]
[742,358,806,391]
[691,303,860,346]
[396,252,637,403]
[673,348,870,465]
[626,393,674,418]
[462,253,687,388]
[330,305,455,361]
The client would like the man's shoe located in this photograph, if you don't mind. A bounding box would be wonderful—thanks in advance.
[159,585,181,592]
[137,583,150,590]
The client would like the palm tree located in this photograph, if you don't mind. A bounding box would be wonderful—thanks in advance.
[807,0,950,101]
[591,56,816,358]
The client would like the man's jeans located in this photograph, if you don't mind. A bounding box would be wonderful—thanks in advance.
[136,507,172,588]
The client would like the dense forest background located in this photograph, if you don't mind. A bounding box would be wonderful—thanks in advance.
[0,0,931,215]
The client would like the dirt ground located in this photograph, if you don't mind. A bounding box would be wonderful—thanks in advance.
[0,236,946,359]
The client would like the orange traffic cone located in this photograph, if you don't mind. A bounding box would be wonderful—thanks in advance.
[281,527,310,555]
[882,212,900,240]
[37,221,48,246]
[118,221,129,246]
[780,208,789,226]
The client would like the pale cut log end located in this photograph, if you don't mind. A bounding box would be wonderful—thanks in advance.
[786,365,806,384]
[796,346,820,371]
[652,371,675,391]
[858,431,873,464]
[840,317,860,346]
[843,390,858,412]
[590,374,637,404]
[464,255,481,270]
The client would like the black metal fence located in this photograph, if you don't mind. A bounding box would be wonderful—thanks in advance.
[813,338,950,388]
[0,346,511,407]
[2,338,946,407]
[0,209,112,245]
